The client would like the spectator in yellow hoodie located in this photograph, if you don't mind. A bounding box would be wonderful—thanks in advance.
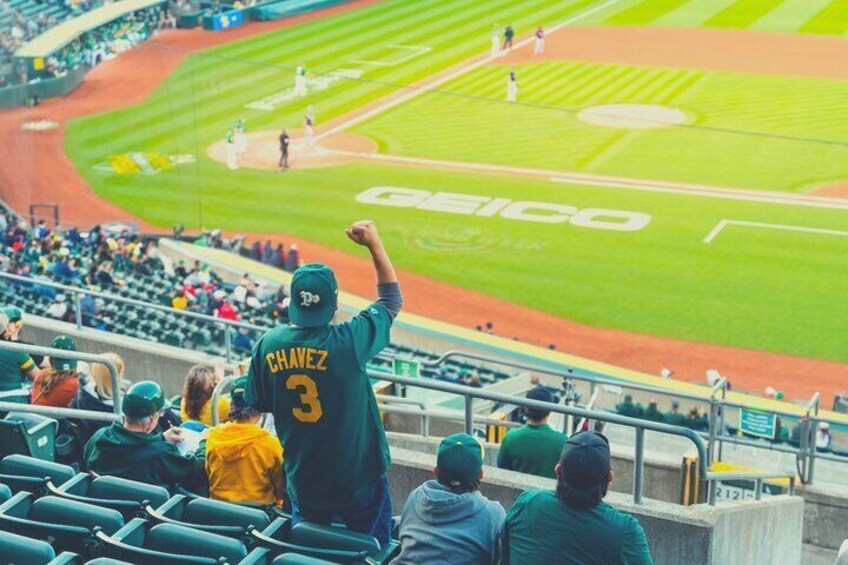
[206,377,285,506]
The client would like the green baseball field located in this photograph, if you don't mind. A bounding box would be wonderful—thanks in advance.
[65,0,848,363]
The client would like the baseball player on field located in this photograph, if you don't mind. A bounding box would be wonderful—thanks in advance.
[225,128,238,170]
[507,68,518,102]
[304,106,316,149]
[503,23,515,51]
[491,23,500,57]
[294,62,308,97]
[235,117,248,155]
[534,26,545,55]
[245,220,403,546]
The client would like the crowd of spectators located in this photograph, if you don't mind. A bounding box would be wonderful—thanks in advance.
[615,395,709,432]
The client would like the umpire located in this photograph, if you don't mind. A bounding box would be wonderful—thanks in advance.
[246,220,403,546]
[279,129,290,170]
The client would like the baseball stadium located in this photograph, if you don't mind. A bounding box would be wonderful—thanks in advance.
[0,0,847,563]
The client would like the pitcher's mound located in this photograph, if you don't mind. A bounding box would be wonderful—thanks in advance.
[577,104,691,130]
[208,130,378,170]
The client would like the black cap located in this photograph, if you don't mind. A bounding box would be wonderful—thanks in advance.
[560,431,611,489]
[526,385,555,403]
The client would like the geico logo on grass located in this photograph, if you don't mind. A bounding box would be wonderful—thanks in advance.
[355,187,651,232]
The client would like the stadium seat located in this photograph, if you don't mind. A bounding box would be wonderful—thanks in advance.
[97,518,251,564]
[50,473,170,520]
[0,492,124,554]
[289,522,400,564]
[273,555,338,565]
[0,412,58,460]
[0,529,79,565]
[145,494,273,538]
[0,454,77,494]
[250,519,369,564]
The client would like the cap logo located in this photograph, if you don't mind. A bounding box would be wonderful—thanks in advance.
[299,290,321,308]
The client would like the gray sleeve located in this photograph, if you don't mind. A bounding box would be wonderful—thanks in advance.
[376,282,403,321]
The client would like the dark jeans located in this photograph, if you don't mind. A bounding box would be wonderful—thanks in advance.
[289,473,392,547]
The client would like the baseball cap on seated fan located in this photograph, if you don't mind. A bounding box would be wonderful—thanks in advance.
[289,263,338,327]
[50,335,78,372]
[230,376,249,407]
[559,430,611,489]
[437,433,484,488]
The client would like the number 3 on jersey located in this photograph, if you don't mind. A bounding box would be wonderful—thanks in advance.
[286,374,324,423]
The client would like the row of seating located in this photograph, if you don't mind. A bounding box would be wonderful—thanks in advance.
[0,454,400,564]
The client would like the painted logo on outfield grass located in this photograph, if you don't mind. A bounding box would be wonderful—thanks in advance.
[356,187,652,232]
[93,152,195,175]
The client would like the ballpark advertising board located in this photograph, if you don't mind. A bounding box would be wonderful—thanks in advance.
[393,358,421,379]
[739,408,777,439]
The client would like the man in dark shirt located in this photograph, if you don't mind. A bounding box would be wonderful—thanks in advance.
[503,24,514,51]
[279,129,290,170]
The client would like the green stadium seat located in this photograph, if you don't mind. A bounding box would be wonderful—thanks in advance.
[97,518,249,564]
[0,454,77,493]
[50,473,170,520]
[0,529,74,565]
[273,554,339,565]
[250,519,368,564]
[146,494,273,537]
[289,522,401,563]
[0,492,124,555]
[0,412,58,460]
[0,482,11,503]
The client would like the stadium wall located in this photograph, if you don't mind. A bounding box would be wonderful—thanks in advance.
[388,446,803,565]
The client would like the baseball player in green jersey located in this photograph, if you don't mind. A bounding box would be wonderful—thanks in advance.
[246,220,402,546]
[225,128,238,170]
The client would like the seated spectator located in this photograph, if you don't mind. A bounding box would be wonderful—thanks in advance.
[4,306,45,367]
[642,400,664,422]
[180,364,230,427]
[498,386,567,479]
[0,310,39,398]
[686,408,708,431]
[83,380,207,491]
[31,336,80,407]
[501,431,653,565]
[71,352,124,440]
[816,422,831,451]
[206,377,284,506]
[46,294,69,320]
[663,400,686,427]
[615,394,643,418]
[393,433,504,565]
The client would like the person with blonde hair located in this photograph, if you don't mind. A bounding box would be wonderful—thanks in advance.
[180,364,230,428]
[72,352,124,440]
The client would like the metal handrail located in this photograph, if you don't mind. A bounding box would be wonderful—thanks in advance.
[364,369,796,505]
[0,271,267,361]
[0,341,123,415]
[210,375,236,426]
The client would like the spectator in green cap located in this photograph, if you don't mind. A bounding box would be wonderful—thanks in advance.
[0,310,39,399]
[246,220,403,545]
[393,433,505,564]
[83,380,208,492]
[32,335,80,407]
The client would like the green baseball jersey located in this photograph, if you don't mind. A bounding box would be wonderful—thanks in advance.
[497,423,567,479]
[226,131,235,144]
[0,346,35,392]
[245,303,392,509]
[503,489,653,565]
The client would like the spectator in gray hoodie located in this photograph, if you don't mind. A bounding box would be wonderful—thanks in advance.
[392,433,505,565]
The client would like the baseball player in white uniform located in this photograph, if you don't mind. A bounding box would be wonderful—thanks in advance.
[235,118,248,155]
[293,63,308,97]
[506,68,518,103]
[491,24,500,57]
[534,26,545,55]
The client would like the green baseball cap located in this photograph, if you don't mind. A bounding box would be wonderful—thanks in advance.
[50,335,77,372]
[4,307,22,323]
[230,376,248,406]
[437,433,484,488]
[289,264,338,327]
[122,381,170,418]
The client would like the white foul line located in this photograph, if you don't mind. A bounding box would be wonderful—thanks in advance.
[704,219,848,244]
[323,146,848,210]
[316,0,626,141]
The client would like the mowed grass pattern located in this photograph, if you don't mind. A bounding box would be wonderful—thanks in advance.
[356,61,848,190]
[63,0,848,362]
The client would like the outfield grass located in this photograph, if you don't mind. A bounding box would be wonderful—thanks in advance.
[64,0,848,362]
[354,61,848,191]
